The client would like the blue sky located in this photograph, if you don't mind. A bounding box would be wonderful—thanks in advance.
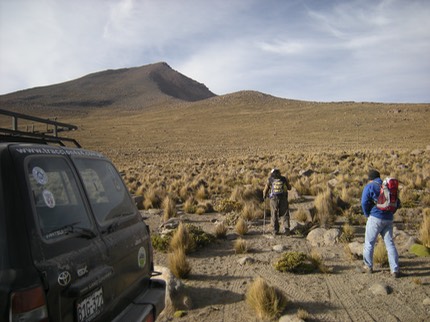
[1,0,429,103]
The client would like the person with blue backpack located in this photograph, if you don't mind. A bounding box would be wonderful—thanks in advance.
[263,168,292,236]
[361,169,401,278]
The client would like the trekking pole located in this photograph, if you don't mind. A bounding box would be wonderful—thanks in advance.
[263,197,266,235]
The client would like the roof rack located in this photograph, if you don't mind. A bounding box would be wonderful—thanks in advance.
[0,109,81,147]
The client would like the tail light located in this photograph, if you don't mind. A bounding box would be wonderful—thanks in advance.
[10,285,48,322]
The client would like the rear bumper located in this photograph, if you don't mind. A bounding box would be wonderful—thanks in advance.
[112,278,166,322]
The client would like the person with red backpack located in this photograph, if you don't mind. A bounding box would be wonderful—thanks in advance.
[263,168,292,236]
[361,169,401,278]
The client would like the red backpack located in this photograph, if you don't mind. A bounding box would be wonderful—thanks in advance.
[376,178,399,212]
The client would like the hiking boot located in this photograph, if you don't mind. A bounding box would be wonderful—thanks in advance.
[284,229,291,236]
[391,271,402,278]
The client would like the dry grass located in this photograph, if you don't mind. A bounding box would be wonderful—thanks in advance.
[162,195,176,222]
[339,223,355,243]
[167,247,191,279]
[419,208,430,248]
[4,99,429,263]
[373,237,389,267]
[183,197,197,213]
[293,206,309,223]
[234,238,248,254]
[143,187,162,210]
[214,222,228,239]
[245,277,287,321]
[314,189,337,228]
[169,223,196,254]
[308,250,331,274]
[235,217,248,236]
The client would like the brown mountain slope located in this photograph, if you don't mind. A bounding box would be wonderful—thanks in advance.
[0,62,216,110]
[0,65,429,156]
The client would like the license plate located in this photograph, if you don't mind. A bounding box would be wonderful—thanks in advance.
[76,288,104,322]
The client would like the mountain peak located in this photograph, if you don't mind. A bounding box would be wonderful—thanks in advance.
[0,62,216,109]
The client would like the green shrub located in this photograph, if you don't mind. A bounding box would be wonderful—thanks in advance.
[151,233,173,252]
[274,252,318,274]
[410,244,430,257]
[187,224,215,249]
[215,199,242,213]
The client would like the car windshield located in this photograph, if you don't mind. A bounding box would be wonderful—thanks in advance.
[73,158,136,226]
[27,156,93,240]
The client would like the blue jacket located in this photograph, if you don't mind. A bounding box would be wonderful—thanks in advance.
[361,178,397,220]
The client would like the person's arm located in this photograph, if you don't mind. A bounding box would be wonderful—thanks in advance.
[361,182,378,216]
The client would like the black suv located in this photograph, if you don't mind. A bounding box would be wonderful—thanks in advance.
[0,109,165,322]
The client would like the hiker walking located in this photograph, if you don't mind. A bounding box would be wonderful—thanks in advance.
[361,170,401,277]
[263,168,292,236]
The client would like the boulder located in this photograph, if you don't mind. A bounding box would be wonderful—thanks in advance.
[273,244,287,252]
[154,265,192,316]
[348,241,363,257]
[369,282,390,296]
[307,228,340,247]
[299,169,314,177]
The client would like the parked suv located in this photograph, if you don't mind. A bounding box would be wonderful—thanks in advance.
[0,109,165,322]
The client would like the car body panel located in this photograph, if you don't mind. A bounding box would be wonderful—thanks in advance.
[0,142,165,322]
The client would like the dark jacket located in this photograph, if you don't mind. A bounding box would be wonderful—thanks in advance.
[263,174,291,199]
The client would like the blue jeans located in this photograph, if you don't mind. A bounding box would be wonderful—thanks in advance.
[363,216,399,273]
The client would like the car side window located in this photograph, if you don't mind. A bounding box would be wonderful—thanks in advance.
[74,158,136,226]
[27,157,92,240]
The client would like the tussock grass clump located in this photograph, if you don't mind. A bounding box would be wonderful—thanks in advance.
[195,185,207,201]
[230,186,245,202]
[421,194,430,207]
[143,187,162,209]
[162,195,176,222]
[339,223,355,243]
[340,186,354,204]
[241,202,261,221]
[343,208,366,226]
[399,188,418,208]
[235,217,248,236]
[196,201,214,215]
[308,250,331,274]
[183,197,197,213]
[234,238,248,254]
[168,248,191,279]
[294,177,311,196]
[170,222,196,254]
[419,208,430,248]
[314,189,337,228]
[245,277,287,321]
[293,206,309,223]
[153,224,215,253]
[373,237,388,267]
[214,222,228,239]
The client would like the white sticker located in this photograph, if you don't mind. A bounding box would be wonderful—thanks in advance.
[32,167,48,185]
[137,247,146,268]
[43,190,56,208]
